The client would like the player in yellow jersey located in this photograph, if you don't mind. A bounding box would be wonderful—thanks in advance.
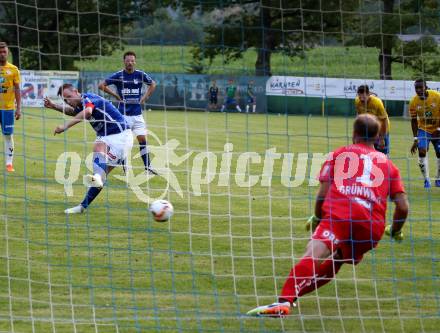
[409,79,440,188]
[355,85,390,154]
[0,42,21,172]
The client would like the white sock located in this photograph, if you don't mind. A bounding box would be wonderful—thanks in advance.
[246,105,249,112]
[220,105,225,112]
[252,104,256,112]
[236,105,242,112]
[419,156,429,179]
[437,158,440,179]
[4,135,14,165]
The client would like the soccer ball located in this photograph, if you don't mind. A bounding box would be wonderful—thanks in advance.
[149,199,174,222]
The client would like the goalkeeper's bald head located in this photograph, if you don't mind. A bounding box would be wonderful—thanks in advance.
[353,114,380,145]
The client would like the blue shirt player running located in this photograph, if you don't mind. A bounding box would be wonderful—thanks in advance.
[46,83,132,214]
[99,51,157,174]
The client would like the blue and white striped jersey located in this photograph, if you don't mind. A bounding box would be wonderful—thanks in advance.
[105,70,154,116]
[76,93,128,136]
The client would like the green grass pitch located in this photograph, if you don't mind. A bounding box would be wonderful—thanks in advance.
[0,107,439,332]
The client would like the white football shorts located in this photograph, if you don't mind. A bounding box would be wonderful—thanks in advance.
[95,129,133,166]
[124,114,147,137]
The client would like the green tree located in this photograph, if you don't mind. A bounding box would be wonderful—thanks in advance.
[156,0,358,76]
[347,0,440,79]
[166,0,440,78]
[125,6,204,46]
[0,0,137,70]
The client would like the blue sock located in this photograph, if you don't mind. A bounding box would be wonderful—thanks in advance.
[93,152,107,179]
[81,187,103,209]
[139,143,150,169]
[80,152,107,209]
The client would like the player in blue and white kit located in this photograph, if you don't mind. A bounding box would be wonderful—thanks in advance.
[46,83,133,214]
[98,51,157,174]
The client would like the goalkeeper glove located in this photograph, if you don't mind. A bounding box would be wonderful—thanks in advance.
[385,225,403,243]
[305,215,320,232]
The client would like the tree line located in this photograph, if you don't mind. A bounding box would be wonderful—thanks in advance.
[1,0,439,79]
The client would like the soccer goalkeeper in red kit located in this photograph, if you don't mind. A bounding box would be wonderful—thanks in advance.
[247,114,409,317]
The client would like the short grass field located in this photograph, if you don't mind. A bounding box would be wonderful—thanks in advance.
[75,45,431,81]
[0,108,439,333]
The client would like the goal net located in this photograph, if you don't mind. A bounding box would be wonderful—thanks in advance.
[0,1,438,332]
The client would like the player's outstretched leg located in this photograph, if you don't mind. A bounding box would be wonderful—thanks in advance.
[64,184,105,214]
[246,302,293,317]
[84,152,106,188]
[65,151,107,214]
[279,256,343,304]
[247,240,342,317]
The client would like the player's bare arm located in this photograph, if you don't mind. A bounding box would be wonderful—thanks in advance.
[44,96,76,116]
[139,80,156,105]
[386,192,409,241]
[434,114,440,138]
[410,116,419,155]
[304,179,334,263]
[98,81,122,101]
[54,107,92,135]
[380,118,388,135]
[14,82,21,120]
[306,180,330,232]
[314,181,330,220]
[390,192,409,235]
[377,118,388,148]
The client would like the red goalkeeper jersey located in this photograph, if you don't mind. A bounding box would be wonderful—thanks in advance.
[318,143,405,225]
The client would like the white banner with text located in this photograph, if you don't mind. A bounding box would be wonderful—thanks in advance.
[266,76,440,101]
[21,70,79,107]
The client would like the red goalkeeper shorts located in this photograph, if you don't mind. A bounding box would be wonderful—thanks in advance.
[312,219,385,264]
